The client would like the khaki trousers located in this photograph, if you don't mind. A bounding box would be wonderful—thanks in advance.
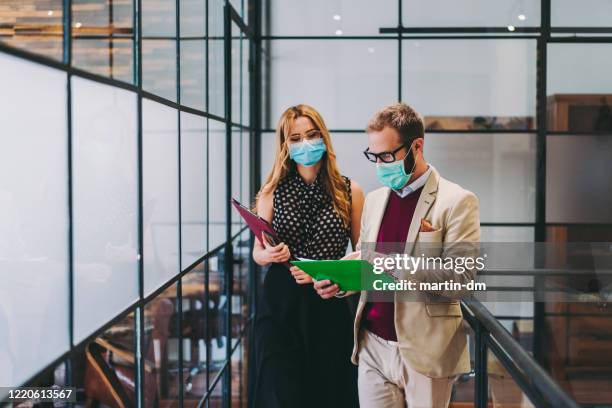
[357,330,456,408]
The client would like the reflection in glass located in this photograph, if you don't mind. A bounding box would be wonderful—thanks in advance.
[82,312,138,406]
[72,76,139,343]
[180,0,206,37]
[420,133,535,223]
[181,264,207,402]
[231,23,242,124]
[268,0,395,36]
[548,44,612,96]
[143,98,180,296]
[208,253,228,385]
[142,0,176,37]
[72,0,134,82]
[546,135,612,223]
[209,0,225,118]
[551,0,612,27]
[144,284,180,406]
[143,39,178,102]
[402,40,536,129]
[231,127,243,236]
[0,53,69,388]
[180,112,207,269]
[209,119,227,250]
[270,40,397,129]
[180,39,206,110]
[0,0,63,60]
[402,0,540,27]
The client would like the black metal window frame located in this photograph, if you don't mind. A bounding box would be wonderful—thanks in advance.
[0,0,261,407]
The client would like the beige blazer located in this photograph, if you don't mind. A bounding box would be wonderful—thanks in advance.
[351,166,480,378]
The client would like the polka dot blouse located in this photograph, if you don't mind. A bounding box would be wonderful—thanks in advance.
[272,169,352,260]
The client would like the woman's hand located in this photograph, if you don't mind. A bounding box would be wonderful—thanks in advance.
[290,265,313,285]
[313,280,339,299]
[258,235,291,264]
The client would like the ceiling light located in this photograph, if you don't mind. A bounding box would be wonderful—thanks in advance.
[47,10,54,16]
[518,14,526,21]
[335,29,343,35]
[333,14,341,21]
[507,25,516,32]
[75,22,83,28]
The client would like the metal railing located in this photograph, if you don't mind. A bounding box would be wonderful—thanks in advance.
[462,299,580,408]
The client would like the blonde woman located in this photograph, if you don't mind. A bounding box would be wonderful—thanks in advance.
[248,105,364,408]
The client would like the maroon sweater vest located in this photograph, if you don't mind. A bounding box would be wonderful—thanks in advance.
[362,187,423,341]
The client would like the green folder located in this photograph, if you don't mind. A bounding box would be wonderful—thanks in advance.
[290,259,396,291]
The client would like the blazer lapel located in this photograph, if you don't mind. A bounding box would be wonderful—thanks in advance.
[367,187,392,243]
[404,167,440,255]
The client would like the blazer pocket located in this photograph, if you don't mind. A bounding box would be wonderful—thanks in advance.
[425,302,462,317]
[417,228,443,242]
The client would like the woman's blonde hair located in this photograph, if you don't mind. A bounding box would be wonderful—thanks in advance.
[255,104,351,227]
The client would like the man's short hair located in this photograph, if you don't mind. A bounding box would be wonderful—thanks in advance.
[367,103,424,145]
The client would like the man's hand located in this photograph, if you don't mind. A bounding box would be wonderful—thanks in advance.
[313,279,339,299]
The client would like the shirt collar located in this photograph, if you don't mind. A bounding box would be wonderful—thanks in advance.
[393,164,432,198]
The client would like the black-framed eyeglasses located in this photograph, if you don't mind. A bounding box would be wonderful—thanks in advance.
[363,145,405,163]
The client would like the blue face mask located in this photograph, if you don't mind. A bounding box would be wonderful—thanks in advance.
[289,138,327,167]
[376,146,416,190]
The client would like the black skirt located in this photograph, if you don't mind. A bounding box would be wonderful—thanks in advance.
[248,263,359,408]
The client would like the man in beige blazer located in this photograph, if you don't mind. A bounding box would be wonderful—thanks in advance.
[314,103,480,408]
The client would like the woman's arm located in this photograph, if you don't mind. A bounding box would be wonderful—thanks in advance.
[349,180,365,251]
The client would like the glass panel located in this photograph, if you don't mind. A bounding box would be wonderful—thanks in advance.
[208,368,226,408]
[180,112,207,270]
[546,135,612,223]
[209,0,225,118]
[326,132,379,194]
[548,44,612,95]
[142,0,176,37]
[0,54,69,388]
[488,349,535,408]
[73,38,134,83]
[551,0,612,27]
[241,32,250,127]
[233,230,251,331]
[231,23,242,124]
[143,99,180,296]
[260,132,275,185]
[144,284,180,407]
[143,39,178,102]
[72,0,134,83]
[403,40,536,130]
[402,0,540,27]
[81,312,138,406]
[481,227,534,242]
[0,0,63,60]
[72,76,139,343]
[425,133,535,223]
[181,263,207,402]
[208,253,228,386]
[268,0,396,36]
[180,39,206,111]
[209,119,227,250]
[180,0,206,37]
[142,0,177,99]
[270,40,397,129]
[231,127,243,235]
